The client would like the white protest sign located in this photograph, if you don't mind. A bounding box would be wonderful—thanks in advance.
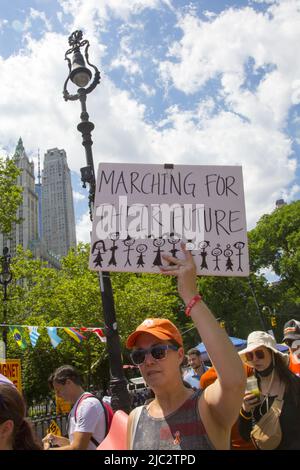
[89,163,249,276]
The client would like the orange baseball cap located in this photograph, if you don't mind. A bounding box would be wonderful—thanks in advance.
[126,318,183,349]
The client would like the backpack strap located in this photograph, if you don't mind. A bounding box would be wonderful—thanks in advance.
[74,393,107,447]
[129,405,143,450]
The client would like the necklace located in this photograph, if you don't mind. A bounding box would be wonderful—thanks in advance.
[259,394,270,416]
[258,369,275,416]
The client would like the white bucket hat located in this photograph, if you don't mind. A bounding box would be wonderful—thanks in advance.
[239,331,288,365]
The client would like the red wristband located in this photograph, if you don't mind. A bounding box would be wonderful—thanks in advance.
[185,294,202,316]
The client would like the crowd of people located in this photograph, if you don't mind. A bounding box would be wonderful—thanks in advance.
[1,244,300,451]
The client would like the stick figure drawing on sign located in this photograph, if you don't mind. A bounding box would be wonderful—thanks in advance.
[199,240,210,270]
[224,244,234,271]
[233,241,245,272]
[152,238,165,267]
[211,244,222,271]
[136,244,147,268]
[123,236,135,267]
[91,240,106,268]
[168,235,181,258]
[108,232,119,267]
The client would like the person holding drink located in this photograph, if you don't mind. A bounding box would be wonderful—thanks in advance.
[238,331,300,450]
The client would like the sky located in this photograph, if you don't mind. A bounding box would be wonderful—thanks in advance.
[0,0,299,248]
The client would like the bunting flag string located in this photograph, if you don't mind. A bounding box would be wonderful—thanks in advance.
[0,323,106,350]
[80,327,107,343]
[63,327,87,344]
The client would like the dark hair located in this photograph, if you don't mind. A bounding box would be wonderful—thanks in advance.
[52,365,82,386]
[47,372,54,390]
[0,384,42,450]
[257,352,300,406]
[187,348,201,356]
[274,354,300,406]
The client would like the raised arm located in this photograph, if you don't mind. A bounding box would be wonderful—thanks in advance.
[160,243,245,433]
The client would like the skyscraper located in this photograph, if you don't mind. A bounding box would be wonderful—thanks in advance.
[0,138,39,255]
[42,148,76,257]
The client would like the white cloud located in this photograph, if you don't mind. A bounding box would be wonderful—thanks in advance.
[73,190,85,201]
[140,83,156,96]
[159,3,300,129]
[28,8,53,32]
[110,35,142,76]
[0,19,8,31]
[59,0,170,35]
[12,20,25,32]
[76,211,93,243]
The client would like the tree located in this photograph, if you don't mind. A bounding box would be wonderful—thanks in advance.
[248,201,300,336]
[0,156,23,234]
[249,201,300,294]
[4,244,181,402]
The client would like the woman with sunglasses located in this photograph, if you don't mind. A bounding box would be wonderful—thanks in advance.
[0,383,42,450]
[238,331,300,449]
[126,244,246,450]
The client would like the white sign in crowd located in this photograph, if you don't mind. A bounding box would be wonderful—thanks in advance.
[89,163,249,277]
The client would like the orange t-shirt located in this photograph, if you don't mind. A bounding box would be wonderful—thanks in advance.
[289,351,300,376]
[200,364,255,450]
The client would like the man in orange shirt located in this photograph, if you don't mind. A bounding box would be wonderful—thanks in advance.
[200,363,255,450]
[283,319,300,377]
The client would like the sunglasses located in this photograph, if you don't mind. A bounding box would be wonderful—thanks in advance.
[130,344,178,365]
[245,349,265,362]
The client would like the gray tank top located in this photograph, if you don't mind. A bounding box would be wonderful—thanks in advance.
[132,390,215,450]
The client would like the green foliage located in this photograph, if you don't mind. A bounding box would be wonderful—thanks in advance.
[0,156,23,234]
[248,201,300,338]
[3,244,182,402]
[249,201,300,294]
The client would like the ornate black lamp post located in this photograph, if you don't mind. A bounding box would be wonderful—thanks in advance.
[63,30,131,412]
[0,247,13,359]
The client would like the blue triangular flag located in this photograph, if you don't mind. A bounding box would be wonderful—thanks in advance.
[47,327,62,348]
[28,326,40,347]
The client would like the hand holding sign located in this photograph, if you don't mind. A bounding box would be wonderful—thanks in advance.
[160,243,198,305]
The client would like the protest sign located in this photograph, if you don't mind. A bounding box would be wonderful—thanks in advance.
[46,420,62,436]
[0,359,22,392]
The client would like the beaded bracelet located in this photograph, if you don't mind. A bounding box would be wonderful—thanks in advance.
[239,409,252,420]
[185,294,202,317]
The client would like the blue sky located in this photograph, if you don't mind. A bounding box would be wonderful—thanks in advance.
[0,0,299,252]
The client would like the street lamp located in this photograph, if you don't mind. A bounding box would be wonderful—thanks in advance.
[0,247,13,359]
[63,30,131,413]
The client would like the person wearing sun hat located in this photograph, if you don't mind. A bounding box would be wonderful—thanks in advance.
[282,319,300,377]
[238,330,300,450]
[126,243,246,450]
[239,331,288,366]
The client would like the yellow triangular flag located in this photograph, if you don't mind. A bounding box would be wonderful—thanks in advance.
[46,420,62,436]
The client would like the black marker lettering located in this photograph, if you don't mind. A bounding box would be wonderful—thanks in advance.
[229,210,243,232]
[130,172,141,194]
[205,174,217,197]
[215,210,230,235]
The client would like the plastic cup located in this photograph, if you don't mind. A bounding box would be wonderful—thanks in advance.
[245,376,260,398]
